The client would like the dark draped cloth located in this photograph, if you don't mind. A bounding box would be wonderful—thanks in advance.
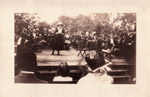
[87,41,97,50]
[96,39,104,52]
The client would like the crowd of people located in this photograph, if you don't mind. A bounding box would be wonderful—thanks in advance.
[15,22,136,84]
[68,28,136,64]
[15,21,136,61]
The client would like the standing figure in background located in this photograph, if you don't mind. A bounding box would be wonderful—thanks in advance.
[51,22,65,55]
[17,28,34,53]
[70,31,78,49]
[64,30,71,50]
[49,28,56,50]
[96,35,104,52]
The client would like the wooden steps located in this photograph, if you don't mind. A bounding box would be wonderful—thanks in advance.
[36,56,135,84]
[37,65,85,70]
[107,57,136,84]
[107,69,128,76]
[112,62,129,65]
[112,75,132,84]
[39,70,81,74]
[36,65,85,82]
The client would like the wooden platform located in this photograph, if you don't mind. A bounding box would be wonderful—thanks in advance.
[36,48,86,66]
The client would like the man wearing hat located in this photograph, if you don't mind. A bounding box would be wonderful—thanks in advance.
[51,22,65,55]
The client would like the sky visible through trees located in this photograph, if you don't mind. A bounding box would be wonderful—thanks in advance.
[15,13,136,37]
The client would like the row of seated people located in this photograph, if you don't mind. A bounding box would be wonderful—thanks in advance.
[15,48,114,84]
[74,32,136,63]
[77,37,114,60]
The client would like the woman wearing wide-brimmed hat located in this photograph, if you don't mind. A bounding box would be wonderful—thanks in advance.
[51,22,65,55]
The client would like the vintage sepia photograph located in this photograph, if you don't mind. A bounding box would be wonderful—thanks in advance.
[1,0,150,96]
[14,13,136,84]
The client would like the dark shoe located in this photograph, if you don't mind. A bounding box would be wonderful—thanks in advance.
[51,52,54,55]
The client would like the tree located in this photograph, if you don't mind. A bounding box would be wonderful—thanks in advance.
[91,13,113,36]
[113,13,136,32]
[74,14,94,32]
[50,13,136,37]
[15,13,38,35]
[15,13,39,42]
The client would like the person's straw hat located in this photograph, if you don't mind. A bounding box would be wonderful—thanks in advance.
[57,22,63,26]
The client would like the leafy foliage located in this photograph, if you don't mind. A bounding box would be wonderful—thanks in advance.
[15,13,136,39]
[15,13,38,35]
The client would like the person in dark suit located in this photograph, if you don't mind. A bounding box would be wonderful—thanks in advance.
[96,36,104,52]
[15,48,47,83]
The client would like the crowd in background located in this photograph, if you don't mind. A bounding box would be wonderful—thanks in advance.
[15,13,136,84]
[15,24,136,64]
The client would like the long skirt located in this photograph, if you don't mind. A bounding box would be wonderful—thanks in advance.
[53,34,64,50]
